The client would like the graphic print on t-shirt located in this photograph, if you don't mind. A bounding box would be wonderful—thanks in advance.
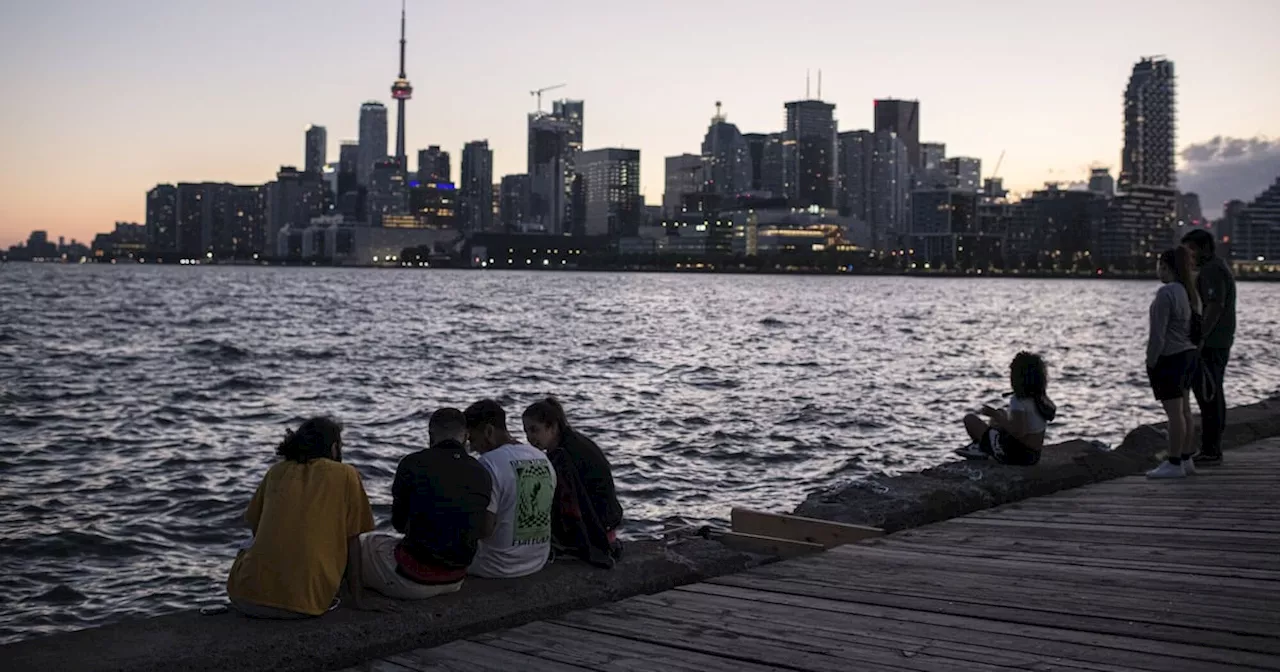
[512,459,554,545]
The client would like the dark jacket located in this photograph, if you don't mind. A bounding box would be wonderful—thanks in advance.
[549,430,623,567]
[391,439,492,570]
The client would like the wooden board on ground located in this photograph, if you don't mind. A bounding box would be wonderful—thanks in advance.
[354,437,1280,672]
[730,508,883,547]
[713,531,824,559]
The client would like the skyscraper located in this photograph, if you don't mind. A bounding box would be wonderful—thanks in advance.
[759,133,785,198]
[389,1,413,173]
[577,148,642,237]
[943,157,982,192]
[874,99,921,169]
[460,140,495,233]
[417,146,450,183]
[663,154,702,215]
[742,133,769,191]
[701,103,751,198]
[1088,168,1115,197]
[146,184,178,255]
[499,174,530,231]
[1120,57,1176,190]
[337,141,362,218]
[838,131,871,220]
[174,183,265,259]
[527,101,584,235]
[266,167,327,250]
[367,158,408,225]
[783,99,837,209]
[358,102,389,186]
[305,125,327,177]
[1227,177,1280,262]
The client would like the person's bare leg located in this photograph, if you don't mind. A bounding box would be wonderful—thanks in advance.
[964,414,988,443]
[1180,394,1197,474]
[1149,398,1187,478]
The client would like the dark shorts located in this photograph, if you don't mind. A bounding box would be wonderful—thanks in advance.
[980,429,1041,466]
[1148,350,1197,401]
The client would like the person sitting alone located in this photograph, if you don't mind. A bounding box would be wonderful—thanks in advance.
[522,397,623,567]
[226,416,376,617]
[955,352,1057,465]
[358,408,493,599]
[464,399,557,579]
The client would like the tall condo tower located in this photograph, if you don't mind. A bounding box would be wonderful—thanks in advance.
[390,0,413,173]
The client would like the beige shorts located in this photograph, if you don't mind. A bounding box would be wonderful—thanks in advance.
[359,532,463,601]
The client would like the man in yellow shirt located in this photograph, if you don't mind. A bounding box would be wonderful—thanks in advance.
[226,417,376,617]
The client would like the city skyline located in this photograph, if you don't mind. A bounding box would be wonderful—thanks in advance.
[2,0,1279,246]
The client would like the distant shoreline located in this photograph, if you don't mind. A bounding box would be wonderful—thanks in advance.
[4,258,1279,282]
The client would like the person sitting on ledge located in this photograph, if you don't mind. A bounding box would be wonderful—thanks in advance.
[226,416,377,618]
[358,408,493,600]
[523,397,624,567]
[465,399,557,579]
[955,352,1057,465]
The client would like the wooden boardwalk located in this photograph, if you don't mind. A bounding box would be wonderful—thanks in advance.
[348,437,1280,672]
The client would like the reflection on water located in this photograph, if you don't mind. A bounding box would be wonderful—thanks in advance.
[1,264,1277,642]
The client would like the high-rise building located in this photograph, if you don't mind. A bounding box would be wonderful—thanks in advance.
[146,184,178,255]
[1177,192,1203,225]
[367,158,409,225]
[759,133,786,198]
[921,143,946,174]
[1099,186,1177,265]
[389,1,413,173]
[527,112,577,234]
[701,103,751,198]
[664,154,703,215]
[577,148,642,237]
[409,181,456,229]
[743,133,769,191]
[266,166,327,251]
[944,157,982,192]
[838,130,872,220]
[908,189,1001,269]
[358,101,389,186]
[552,100,584,151]
[1120,57,1176,190]
[783,99,837,208]
[874,99,921,169]
[1227,177,1280,262]
[337,141,362,218]
[459,140,495,233]
[175,183,266,259]
[839,129,910,250]
[499,174,530,231]
[1005,185,1107,269]
[417,146,450,184]
[305,125,327,177]
[1088,168,1115,197]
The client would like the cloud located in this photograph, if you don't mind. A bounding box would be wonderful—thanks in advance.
[1179,135,1280,217]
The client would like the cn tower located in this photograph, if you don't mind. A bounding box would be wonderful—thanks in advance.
[390,0,412,174]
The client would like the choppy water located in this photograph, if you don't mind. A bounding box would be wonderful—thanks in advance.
[1,264,1278,643]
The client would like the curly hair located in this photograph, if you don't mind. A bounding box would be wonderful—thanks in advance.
[1010,352,1048,399]
[276,416,343,463]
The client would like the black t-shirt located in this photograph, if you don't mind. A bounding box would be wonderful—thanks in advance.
[1196,257,1236,349]
[560,430,623,531]
[391,440,493,570]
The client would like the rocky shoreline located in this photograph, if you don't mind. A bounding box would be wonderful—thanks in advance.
[794,396,1280,532]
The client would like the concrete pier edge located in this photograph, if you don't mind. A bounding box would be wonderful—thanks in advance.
[4,395,1279,672]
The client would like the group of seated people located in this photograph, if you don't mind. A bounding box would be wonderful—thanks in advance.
[224,397,623,617]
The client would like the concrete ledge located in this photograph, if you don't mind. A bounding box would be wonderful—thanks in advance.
[794,396,1280,532]
[0,539,760,672]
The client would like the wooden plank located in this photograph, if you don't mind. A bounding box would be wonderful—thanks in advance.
[477,620,792,672]
[735,555,1280,632]
[553,599,1041,672]
[714,531,824,558]
[730,508,883,547]
[630,589,1253,672]
[708,573,1280,656]
[968,510,1280,532]
[332,662,418,672]
[880,526,1280,572]
[680,582,1280,670]
[934,519,1280,553]
[390,640,590,672]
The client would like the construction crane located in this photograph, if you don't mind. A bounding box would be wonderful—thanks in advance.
[530,84,566,113]
[990,150,1006,180]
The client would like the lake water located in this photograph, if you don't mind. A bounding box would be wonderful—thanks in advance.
[2,264,1278,643]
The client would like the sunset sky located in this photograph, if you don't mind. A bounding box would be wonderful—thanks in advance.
[2,0,1279,247]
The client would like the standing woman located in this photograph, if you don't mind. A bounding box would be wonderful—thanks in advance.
[1145,247,1202,479]
[522,398,623,566]
[226,416,378,616]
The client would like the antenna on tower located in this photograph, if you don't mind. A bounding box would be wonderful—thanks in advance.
[806,70,811,99]
[714,100,723,122]
[817,69,822,99]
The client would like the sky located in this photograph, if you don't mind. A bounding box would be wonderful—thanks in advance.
[2,0,1279,247]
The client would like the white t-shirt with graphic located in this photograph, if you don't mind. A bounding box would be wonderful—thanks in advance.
[468,443,557,579]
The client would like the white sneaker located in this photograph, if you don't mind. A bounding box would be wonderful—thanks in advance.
[1147,461,1186,479]
[1183,458,1197,476]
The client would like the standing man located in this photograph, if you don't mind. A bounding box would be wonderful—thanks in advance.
[1182,229,1236,465]
[464,399,557,579]
[359,408,493,600]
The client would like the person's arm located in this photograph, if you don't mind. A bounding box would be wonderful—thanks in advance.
[390,459,409,534]
[244,476,266,535]
[1146,290,1170,368]
[478,463,499,540]
[344,535,366,608]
